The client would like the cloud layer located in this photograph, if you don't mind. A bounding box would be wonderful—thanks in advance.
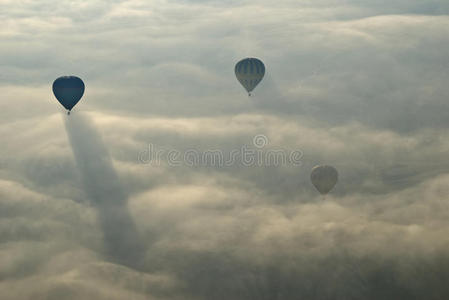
[1,0,449,299]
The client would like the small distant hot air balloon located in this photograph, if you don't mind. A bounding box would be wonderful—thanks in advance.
[52,76,85,115]
[311,165,338,195]
[235,58,265,96]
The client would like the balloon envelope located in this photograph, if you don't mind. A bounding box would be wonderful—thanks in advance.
[235,58,265,94]
[52,76,85,111]
[310,165,338,195]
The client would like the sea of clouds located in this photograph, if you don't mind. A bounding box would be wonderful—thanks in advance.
[1,0,449,299]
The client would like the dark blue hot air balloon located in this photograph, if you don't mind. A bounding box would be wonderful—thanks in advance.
[52,76,85,115]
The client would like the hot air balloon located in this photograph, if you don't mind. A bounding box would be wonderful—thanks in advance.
[235,58,265,96]
[52,76,85,115]
[310,165,338,195]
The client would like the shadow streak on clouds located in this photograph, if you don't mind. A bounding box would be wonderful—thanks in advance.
[64,112,145,270]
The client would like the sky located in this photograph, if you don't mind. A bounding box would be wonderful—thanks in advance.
[1,0,449,299]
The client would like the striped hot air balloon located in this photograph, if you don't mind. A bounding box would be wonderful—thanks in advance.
[235,58,265,96]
